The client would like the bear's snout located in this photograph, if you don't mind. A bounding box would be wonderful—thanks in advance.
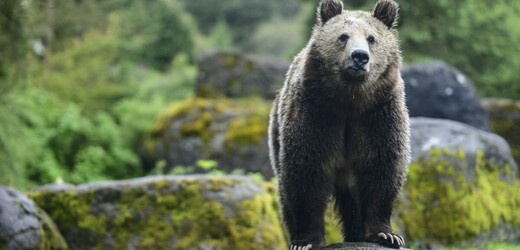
[352,50,369,67]
[346,49,370,77]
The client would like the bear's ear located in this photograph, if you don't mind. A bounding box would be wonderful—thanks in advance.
[317,0,344,25]
[373,0,399,29]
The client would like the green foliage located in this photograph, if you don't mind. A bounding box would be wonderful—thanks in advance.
[397,0,520,99]
[196,159,218,171]
[27,28,127,113]
[0,88,143,188]
[115,0,196,70]
[0,88,43,188]
[184,0,301,50]
[1,59,197,189]
[0,0,25,78]
[0,0,200,190]
[24,0,196,72]
[244,3,314,58]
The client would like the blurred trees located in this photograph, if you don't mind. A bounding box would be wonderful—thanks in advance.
[0,0,26,79]
[2,0,520,189]
[183,0,301,52]
[0,0,197,189]
[398,0,520,99]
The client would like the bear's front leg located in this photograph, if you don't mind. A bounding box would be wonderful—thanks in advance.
[354,99,410,249]
[278,117,340,249]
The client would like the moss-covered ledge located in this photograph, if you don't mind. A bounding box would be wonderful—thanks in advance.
[398,149,520,246]
[28,175,287,250]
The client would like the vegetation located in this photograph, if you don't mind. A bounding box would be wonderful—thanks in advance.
[1,0,519,222]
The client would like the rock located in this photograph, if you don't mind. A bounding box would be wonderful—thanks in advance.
[0,186,67,250]
[410,117,518,180]
[325,242,411,250]
[142,98,273,177]
[403,61,490,131]
[482,98,520,165]
[195,51,289,99]
[28,175,286,250]
[399,118,520,246]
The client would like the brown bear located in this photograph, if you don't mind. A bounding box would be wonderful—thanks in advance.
[268,0,410,249]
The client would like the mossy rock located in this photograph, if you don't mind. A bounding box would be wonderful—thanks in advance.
[0,186,67,250]
[28,175,286,250]
[482,98,520,168]
[398,149,520,247]
[143,98,273,177]
[196,51,289,99]
[410,118,518,182]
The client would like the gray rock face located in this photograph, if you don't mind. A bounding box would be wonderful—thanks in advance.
[195,51,289,99]
[410,117,518,180]
[0,186,67,250]
[403,61,490,131]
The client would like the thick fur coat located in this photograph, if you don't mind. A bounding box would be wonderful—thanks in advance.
[268,0,410,249]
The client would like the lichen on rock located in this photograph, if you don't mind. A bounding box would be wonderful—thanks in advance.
[398,149,520,246]
[195,51,289,99]
[143,98,273,177]
[28,175,287,250]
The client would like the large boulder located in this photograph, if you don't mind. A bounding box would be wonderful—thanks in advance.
[143,98,273,177]
[398,118,520,247]
[0,186,67,250]
[482,98,520,165]
[409,117,518,179]
[28,175,286,250]
[195,51,289,99]
[402,61,490,131]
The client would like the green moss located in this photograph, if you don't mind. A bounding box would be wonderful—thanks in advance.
[223,104,269,149]
[38,209,68,250]
[0,239,7,250]
[265,181,344,246]
[28,190,107,248]
[145,98,271,157]
[324,206,343,244]
[486,99,520,165]
[490,119,520,163]
[443,242,520,250]
[29,177,287,249]
[399,149,520,245]
[220,53,239,69]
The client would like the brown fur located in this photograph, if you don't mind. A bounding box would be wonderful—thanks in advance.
[268,0,410,249]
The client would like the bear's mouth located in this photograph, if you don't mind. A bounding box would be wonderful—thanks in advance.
[346,66,367,77]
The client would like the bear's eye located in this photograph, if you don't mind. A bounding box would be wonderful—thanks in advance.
[338,34,349,42]
[367,35,375,44]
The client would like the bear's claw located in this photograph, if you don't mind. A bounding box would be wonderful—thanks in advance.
[368,232,405,248]
[290,244,313,250]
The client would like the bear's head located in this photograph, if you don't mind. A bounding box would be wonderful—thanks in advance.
[312,0,400,85]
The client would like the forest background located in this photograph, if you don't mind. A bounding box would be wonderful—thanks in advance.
[1,0,519,189]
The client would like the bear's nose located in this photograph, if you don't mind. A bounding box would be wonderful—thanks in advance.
[351,50,370,66]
